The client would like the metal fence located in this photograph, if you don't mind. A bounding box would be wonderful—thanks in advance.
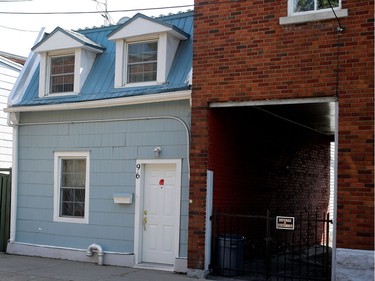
[0,168,11,252]
[210,208,332,281]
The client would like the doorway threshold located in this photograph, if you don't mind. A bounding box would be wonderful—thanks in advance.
[134,262,174,272]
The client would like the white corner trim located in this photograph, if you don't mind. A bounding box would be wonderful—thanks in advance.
[280,9,348,25]
[4,90,191,113]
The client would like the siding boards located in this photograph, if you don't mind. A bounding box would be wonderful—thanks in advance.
[0,88,13,169]
[16,101,190,254]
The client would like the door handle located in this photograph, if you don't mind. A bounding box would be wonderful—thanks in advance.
[143,217,148,231]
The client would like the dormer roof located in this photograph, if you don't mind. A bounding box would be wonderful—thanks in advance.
[107,13,190,41]
[31,27,105,53]
[7,11,193,109]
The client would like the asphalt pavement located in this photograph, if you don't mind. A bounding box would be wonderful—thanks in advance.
[0,252,235,281]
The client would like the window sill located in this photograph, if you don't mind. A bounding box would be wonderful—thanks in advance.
[43,91,78,98]
[54,217,88,224]
[116,81,164,88]
[279,9,348,25]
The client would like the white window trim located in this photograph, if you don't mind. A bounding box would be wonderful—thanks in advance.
[280,0,348,25]
[39,49,82,97]
[114,34,168,88]
[53,151,90,224]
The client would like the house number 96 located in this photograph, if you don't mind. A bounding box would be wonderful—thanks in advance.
[136,164,141,179]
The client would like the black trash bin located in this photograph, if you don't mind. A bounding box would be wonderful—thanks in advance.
[217,234,245,276]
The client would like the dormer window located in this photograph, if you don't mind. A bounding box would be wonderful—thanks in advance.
[31,27,104,98]
[127,41,158,84]
[108,13,189,88]
[50,54,75,93]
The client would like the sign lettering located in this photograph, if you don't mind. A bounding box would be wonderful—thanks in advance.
[276,216,295,230]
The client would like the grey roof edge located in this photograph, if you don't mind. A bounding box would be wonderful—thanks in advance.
[5,89,192,113]
[31,27,105,52]
[0,55,23,71]
[0,51,26,65]
[107,12,190,39]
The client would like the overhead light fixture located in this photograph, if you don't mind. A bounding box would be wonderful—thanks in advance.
[154,147,161,157]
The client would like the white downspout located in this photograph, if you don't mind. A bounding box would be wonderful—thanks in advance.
[86,243,104,265]
[7,113,19,244]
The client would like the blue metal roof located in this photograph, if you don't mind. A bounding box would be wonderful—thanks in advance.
[13,11,193,107]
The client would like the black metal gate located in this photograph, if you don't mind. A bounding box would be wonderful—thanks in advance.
[0,169,11,252]
[210,208,332,281]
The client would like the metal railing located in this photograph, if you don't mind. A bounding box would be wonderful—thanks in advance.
[210,208,332,281]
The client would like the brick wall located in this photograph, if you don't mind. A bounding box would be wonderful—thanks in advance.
[190,0,374,271]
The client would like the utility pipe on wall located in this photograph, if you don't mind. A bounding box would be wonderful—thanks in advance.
[14,115,190,173]
[86,243,104,265]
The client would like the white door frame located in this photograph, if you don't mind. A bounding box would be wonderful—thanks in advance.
[134,159,182,266]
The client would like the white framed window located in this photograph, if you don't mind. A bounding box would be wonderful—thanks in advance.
[54,151,90,224]
[112,33,180,88]
[39,50,78,97]
[290,0,340,15]
[49,54,75,94]
[115,37,163,88]
[127,41,158,84]
[38,48,98,98]
[107,13,189,88]
[280,0,347,25]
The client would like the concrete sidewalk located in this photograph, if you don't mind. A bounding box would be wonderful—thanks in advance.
[0,252,225,281]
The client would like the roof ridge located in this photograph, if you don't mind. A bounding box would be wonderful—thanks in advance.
[154,10,194,20]
[75,10,194,32]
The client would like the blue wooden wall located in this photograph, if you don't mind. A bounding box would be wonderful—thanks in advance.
[16,100,190,256]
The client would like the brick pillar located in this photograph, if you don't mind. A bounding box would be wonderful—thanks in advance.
[187,105,209,272]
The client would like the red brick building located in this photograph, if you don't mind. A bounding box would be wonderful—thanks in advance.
[188,0,373,279]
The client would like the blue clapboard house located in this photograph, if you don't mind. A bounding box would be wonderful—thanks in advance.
[5,11,193,272]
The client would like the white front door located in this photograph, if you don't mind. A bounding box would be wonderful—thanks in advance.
[141,163,180,265]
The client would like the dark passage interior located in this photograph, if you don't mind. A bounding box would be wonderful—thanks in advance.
[208,105,334,280]
[208,105,332,215]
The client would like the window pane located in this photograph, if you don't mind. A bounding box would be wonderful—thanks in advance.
[128,42,157,63]
[128,73,143,83]
[128,53,142,64]
[128,62,157,83]
[61,159,85,186]
[127,42,157,83]
[60,158,86,218]
[144,63,157,72]
[61,201,85,217]
[294,0,314,12]
[50,55,74,93]
[51,74,74,93]
[129,64,144,74]
[143,70,157,81]
[318,0,338,9]
[128,44,143,55]
[51,65,63,75]
[61,202,74,216]
[60,188,85,217]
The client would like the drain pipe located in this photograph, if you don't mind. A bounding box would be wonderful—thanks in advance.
[7,113,19,244]
[86,243,104,265]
